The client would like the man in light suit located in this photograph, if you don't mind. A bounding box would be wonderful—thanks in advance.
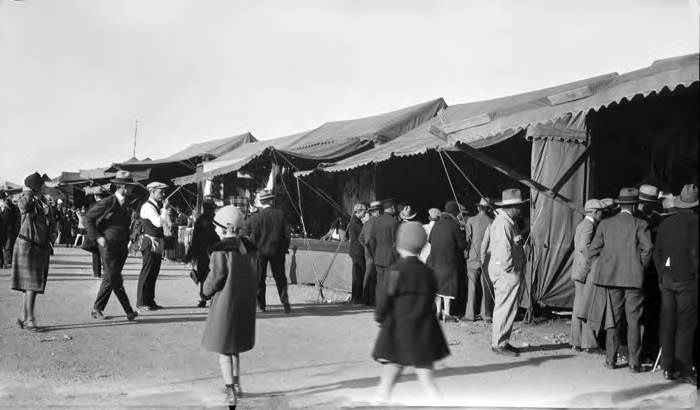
[588,187,653,372]
[570,199,604,352]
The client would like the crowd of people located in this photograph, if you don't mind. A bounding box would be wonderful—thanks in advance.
[5,167,698,405]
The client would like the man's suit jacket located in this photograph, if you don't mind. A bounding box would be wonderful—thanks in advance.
[83,195,132,248]
[572,217,596,282]
[653,210,698,288]
[588,211,652,289]
[247,206,290,257]
[368,213,399,267]
[347,215,364,258]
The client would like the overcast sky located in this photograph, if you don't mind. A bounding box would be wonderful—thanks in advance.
[1,0,698,185]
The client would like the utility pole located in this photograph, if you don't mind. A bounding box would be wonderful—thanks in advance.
[132,119,139,159]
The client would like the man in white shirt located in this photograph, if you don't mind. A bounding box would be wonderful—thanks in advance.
[137,181,168,311]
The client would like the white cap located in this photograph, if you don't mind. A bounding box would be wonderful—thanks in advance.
[146,181,168,191]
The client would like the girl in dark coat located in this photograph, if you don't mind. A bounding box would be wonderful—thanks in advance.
[201,205,257,407]
[373,221,449,404]
[184,199,220,307]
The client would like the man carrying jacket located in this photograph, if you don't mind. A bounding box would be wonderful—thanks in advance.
[588,187,653,372]
[84,171,139,321]
[248,189,291,313]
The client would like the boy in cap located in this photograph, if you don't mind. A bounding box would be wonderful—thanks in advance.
[201,205,259,405]
[372,221,449,404]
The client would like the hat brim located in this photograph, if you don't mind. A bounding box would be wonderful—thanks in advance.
[401,213,417,220]
[614,199,639,204]
[674,199,699,209]
[494,199,529,207]
[258,194,275,200]
[110,179,141,186]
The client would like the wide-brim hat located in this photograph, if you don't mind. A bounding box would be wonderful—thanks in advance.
[399,205,417,220]
[653,196,677,216]
[368,201,382,211]
[258,189,275,201]
[638,184,660,202]
[494,189,528,207]
[110,170,140,185]
[615,187,639,204]
[674,184,699,209]
[24,172,45,191]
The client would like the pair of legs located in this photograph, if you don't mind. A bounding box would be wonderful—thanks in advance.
[605,287,644,367]
[219,353,241,405]
[362,256,376,306]
[19,290,38,327]
[137,239,162,307]
[434,295,454,321]
[376,363,440,403]
[465,266,483,321]
[350,256,365,303]
[490,270,521,348]
[659,284,697,376]
[256,253,289,311]
[571,281,598,349]
[94,244,135,316]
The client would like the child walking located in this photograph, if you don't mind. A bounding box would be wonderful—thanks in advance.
[201,205,258,407]
[372,221,450,403]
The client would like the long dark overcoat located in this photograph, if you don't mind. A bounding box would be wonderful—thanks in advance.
[372,256,450,366]
[201,237,258,355]
[11,192,51,294]
[427,213,466,298]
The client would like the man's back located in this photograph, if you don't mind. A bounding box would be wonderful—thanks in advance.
[589,211,652,288]
[654,210,698,285]
[369,214,398,267]
[249,206,289,257]
[465,213,492,267]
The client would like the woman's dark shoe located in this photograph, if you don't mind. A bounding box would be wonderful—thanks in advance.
[224,385,237,406]
[663,370,676,380]
[492,346,518,357]
[571,345,582,352]
[604,361,616,369]
[197,300,207,308]
[628,364,642,373]
[126,311,138,321]
[16,318,25,329]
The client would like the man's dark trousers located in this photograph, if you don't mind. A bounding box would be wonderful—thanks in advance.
[660,280,698,374]
[2,235,15,268]
[362,254,376,306]
[375,265,389,308]
[256,253,289,310]
[351,256,365,303]
[91,251,102,277]
[605,287,644,366]
[94,243,134,313]
[137,238,162,307]
[465,266,484,320]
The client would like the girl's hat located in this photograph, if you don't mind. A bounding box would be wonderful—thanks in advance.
[24,172,45,191]
[213,205,245,230]
[396,221,427,254]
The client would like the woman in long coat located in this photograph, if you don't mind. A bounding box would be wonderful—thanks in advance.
[184,199,220,307]
[201,205,257,406]
[427,201,466,322]
[11,172,52,331]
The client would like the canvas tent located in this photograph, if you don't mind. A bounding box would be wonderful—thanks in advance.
[298,53,699,309]
[173,98,447,186]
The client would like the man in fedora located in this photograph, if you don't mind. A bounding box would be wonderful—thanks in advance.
[368,198,400,307]
[347,202,367,304]
[463,198,494,322]
[137,181,168,311]
[570,199,604,352]
[486,189,528,356]
[588,187,652,371]
[653,184,698,385]
[360,201,382,306]
[84,171,140,321]
[248,189,291,313]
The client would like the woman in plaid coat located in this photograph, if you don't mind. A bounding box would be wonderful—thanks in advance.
[11,172,52,332]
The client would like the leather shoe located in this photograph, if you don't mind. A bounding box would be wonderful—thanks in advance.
[663,370,676,380]
[677,372,697,386]
[126,311,138,321]
[197,300,207,308]
[571,345,582,352]
[137,305,156,311]
[604,361,616,369]
[628,364,642,373]
[492,346,518,357]
[91,309,106,320]
[283,303,292,314]
[505,343,520,354]
[150,303,164,310]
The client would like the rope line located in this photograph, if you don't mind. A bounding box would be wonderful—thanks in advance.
[443,150,485,198]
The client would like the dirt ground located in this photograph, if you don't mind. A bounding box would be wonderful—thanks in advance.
[0,247,696,409]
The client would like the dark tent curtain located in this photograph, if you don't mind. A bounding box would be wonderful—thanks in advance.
[528,114,587,308]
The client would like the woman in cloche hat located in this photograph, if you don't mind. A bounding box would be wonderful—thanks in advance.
[11,172,51,331]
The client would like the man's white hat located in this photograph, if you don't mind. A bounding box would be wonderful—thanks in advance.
[146,181,168,191]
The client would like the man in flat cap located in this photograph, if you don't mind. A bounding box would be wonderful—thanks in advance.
[368,198,400,307]
[570,199,604,352]
[137,181,168,311]
[347,203,367,304]
[360,201,382,306]
[588,187,653,372]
